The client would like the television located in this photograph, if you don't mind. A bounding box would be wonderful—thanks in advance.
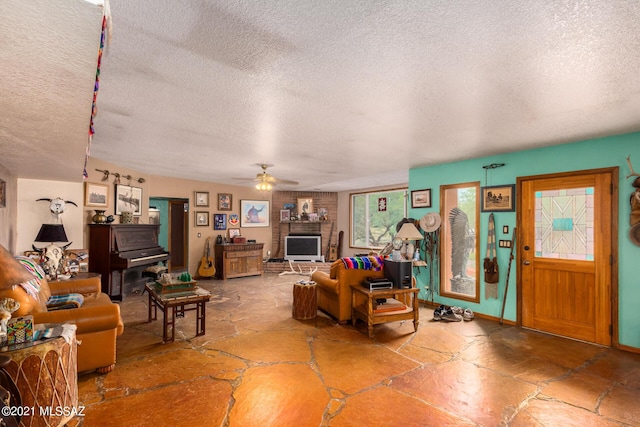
[284,235,324,262]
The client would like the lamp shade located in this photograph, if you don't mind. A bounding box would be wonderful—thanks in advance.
[395,222,424,240]
[0,244,35,290]
[34,224,68,243]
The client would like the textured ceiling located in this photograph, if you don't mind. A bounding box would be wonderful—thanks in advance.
[2,0,640,191]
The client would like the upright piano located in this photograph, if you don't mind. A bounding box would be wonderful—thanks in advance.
[89,224,170,300]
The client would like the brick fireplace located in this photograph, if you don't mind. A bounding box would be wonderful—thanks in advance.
[270,191,338,260]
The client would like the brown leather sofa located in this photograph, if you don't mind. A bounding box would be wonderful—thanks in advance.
[0,266,124,374]
[311,257,385,323]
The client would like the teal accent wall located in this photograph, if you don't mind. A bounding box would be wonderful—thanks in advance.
[149,198,169,250]
[409,132,640,349]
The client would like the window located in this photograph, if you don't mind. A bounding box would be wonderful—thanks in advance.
[350,189,407,249]
[440,182,480,302]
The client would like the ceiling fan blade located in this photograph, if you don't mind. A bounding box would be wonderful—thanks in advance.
[271,177,299,185]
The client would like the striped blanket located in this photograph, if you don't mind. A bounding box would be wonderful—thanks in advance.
[340,256,384,271]
[15,256,45,299]
[46,293,84,310]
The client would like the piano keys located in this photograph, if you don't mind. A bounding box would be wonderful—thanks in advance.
[89,224,170,300]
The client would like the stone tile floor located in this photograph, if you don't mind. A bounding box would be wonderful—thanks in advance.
[77,274,640,426]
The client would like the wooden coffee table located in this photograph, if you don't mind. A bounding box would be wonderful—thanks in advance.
[350,284,419,338]
[145,283,212,343]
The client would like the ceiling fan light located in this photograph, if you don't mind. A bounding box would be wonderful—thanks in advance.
[256,182,272,191]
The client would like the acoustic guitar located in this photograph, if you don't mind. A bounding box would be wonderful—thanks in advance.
[198,236,216,278]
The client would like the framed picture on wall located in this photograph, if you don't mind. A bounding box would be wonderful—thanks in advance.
[195,191,209,207]
[218,193,232,211]
[195,211,209,226]
[240,200,270,227]
[84,182,109,207]
[411,189,432,208]
[115,184,142,215]
[481,184,516,212]
[228,228,240,239]
[280,209,290,222]
[214,213,227,230]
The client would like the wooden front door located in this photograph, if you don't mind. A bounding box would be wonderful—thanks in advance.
[519,169,616,346]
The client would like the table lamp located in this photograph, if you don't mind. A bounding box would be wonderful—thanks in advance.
[395,222,424,260]
[33,224,71,280]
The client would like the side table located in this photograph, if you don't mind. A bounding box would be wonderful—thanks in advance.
[146,284,212,343]
[350,284,419,338]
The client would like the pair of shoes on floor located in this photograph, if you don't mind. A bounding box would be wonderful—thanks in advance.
[433,305,474,322]
[433,305,462,322]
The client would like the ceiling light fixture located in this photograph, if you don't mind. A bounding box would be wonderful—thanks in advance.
[255,180,272,191]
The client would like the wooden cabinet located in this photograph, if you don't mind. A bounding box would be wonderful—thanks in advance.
[214,243,264,280]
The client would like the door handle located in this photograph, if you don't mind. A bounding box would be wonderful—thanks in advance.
[523,260,530,265]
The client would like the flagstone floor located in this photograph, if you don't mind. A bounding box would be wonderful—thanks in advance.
[77,273,640,426]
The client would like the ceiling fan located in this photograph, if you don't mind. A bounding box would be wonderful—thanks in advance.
[234,164,299,190]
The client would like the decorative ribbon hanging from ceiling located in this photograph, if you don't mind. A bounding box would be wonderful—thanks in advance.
[83,0,112,179]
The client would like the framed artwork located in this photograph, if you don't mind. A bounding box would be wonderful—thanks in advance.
[195,211,209,226]
[280,209,290,222]
[218,193,232,211]
[481,184,516,212]
[0,178,5,208]
[240,200,270,227]
[297,198,313,216]
[195,191,209,207]
[411,189,432,208]
[214,213,227,230]
[84,182,109,207]
[228,228,241,238]
[115,184,142,215]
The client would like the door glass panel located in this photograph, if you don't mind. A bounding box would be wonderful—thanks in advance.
[534,187,594,260]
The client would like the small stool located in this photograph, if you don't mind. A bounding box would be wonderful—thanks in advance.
[292,281,317,320]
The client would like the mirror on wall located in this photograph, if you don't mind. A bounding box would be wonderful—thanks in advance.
[440,182,480,302]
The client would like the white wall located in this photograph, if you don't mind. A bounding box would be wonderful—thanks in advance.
[16,179,84,254]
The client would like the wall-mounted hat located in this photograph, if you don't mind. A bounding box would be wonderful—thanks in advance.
[630,223,640,247]
[420,212,441,233]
